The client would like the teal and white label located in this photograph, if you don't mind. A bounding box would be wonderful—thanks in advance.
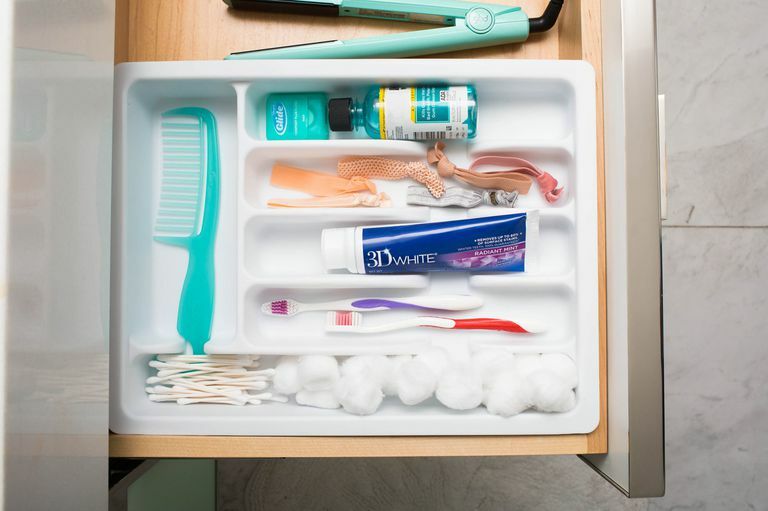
[271,101,288,136]
[414,87,452,123]
[265,92,330,141]
[382,86,470,140]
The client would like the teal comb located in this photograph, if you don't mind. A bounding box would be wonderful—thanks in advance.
[154,107,220,355]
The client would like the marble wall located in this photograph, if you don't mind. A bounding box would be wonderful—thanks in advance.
[217,0,768,508]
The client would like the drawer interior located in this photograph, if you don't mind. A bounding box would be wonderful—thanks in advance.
[111,0,607,457]
[113,60,598,436]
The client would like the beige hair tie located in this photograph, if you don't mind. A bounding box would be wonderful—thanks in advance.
[427,142,564,203]
[268,163,388,208]
[270,163,377,196]
[338,157,446,198]
[268,192,391,208]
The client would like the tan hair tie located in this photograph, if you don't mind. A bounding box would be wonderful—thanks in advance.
[427,142,564,203]
[338,157,446,198]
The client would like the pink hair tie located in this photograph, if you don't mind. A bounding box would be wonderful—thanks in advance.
[534,171,565,203]
[427,142,564,204]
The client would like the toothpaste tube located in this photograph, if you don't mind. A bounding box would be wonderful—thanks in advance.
[321,212,539,274]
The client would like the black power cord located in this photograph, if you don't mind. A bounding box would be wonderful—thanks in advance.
[528,0,565,33]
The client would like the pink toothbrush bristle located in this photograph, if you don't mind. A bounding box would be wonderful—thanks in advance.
[271,300,289,315]
[336,311,353,326]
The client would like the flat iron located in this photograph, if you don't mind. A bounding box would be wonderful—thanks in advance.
[224,0,564,59]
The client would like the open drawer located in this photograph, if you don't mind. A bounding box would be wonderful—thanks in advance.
[2,0,664,504]
[111,58,601,437]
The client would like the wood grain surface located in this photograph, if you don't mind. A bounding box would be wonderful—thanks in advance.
[110,433,593,458]
[116,0,561,63]
[111,0,607,458]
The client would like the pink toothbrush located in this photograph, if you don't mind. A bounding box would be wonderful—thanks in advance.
[326,311,544,334]
[262,295,483,317]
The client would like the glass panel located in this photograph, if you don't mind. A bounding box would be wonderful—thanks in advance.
[3,0,114,508]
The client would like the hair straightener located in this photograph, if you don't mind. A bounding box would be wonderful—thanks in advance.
[224,0,564,59]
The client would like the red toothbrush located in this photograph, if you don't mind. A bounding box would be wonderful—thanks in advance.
[326,311,543,334]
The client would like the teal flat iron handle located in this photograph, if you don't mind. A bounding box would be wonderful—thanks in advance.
[227,11,530,59]
[225,0,563,59]
[176,238,216,355]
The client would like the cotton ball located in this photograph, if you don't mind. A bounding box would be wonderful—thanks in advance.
[435,364,483,410]
[340,355,376,377]
[415,346,450,376]
[484,371,535,417]
[340,355,391,387]
[382,355,412,397]
[297,355,339,391]
[514,354,543,378]
[471,348,516,387]
[528,369,576,412]
[295,389,340,409]
[335,374,384,415]
[539,353,578,388]
[272,356,301,395]
[396,359,438,405]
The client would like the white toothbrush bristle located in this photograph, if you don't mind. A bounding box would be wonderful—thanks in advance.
[261,299,300,316]
[154,115,205,239]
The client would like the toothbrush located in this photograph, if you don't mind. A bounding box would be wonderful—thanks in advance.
[153,107,220,355]
[262,295,483,317]
[326,311,544,334]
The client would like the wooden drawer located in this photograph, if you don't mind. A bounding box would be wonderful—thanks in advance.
[110,0,608,459]
[3,0,664,504]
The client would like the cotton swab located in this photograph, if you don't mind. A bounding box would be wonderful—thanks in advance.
[145,354,284,406]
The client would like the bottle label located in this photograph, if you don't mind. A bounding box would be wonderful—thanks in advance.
[271,101,288,136]
[381,86,470,140]
[266,93,329,140]
[360,213,531,274]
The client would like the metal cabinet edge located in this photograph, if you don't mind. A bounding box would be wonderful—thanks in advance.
[581,0,665,498]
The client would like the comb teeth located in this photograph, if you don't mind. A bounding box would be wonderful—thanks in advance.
[154,115,205,239]
[260,299,300,316]
[327,311,363,328]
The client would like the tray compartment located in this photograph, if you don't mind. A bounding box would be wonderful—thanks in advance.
[244,77,577,143]
[473,78,576,141]
[118,79,240,356]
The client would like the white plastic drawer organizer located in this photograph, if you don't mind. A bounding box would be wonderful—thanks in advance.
[111,60,599,436]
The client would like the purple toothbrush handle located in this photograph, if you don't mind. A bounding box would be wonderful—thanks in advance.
[351,299,433,310]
